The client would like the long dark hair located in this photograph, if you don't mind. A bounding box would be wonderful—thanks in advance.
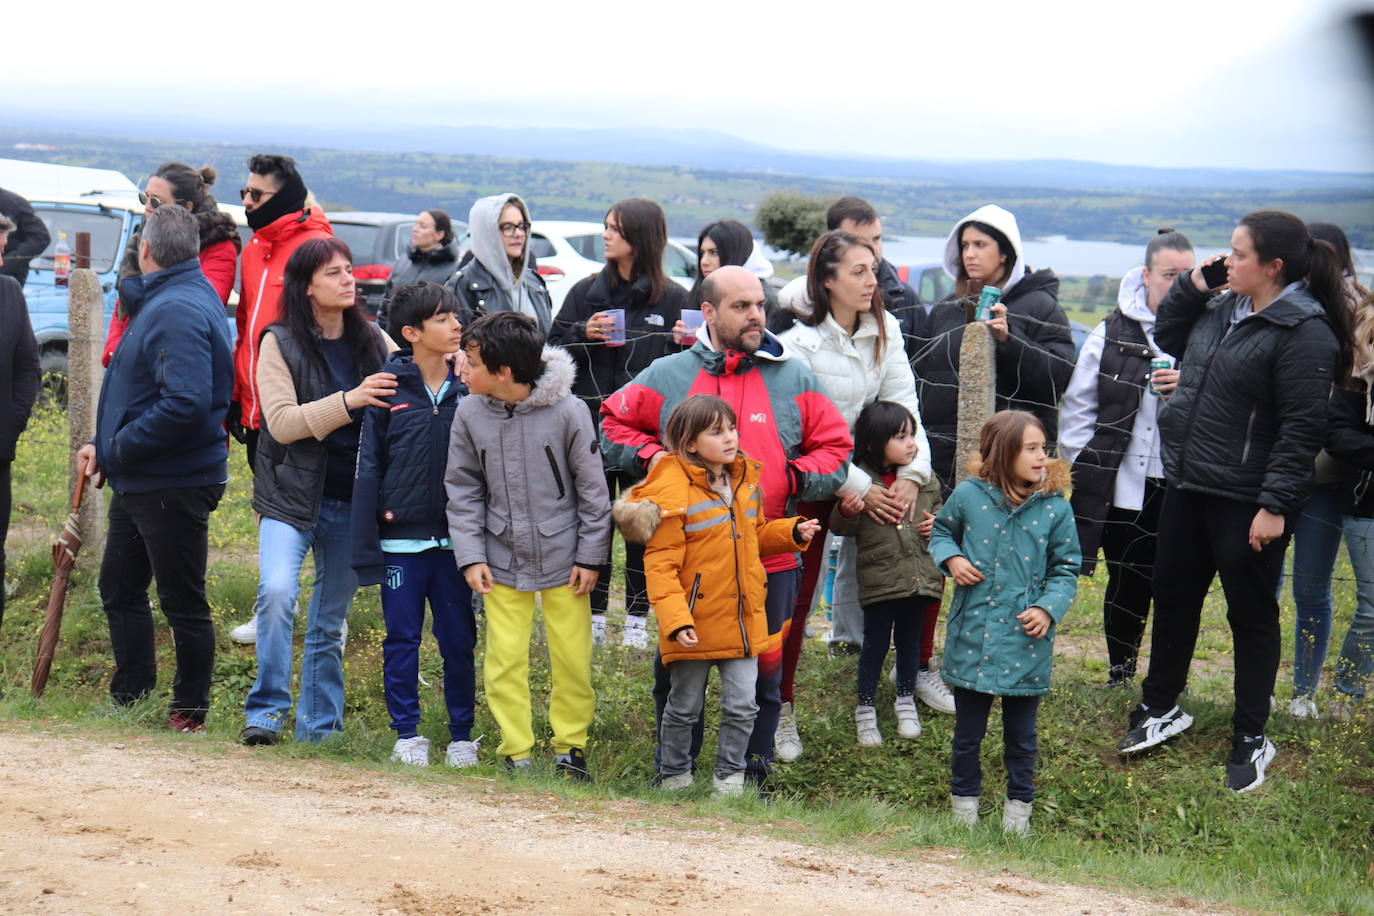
[804,230,888,361]
[275,237,386,377]
[607,198,668,303]
[955,219,1016,296]
[689,219,754,307]
[1240,210,1352,377]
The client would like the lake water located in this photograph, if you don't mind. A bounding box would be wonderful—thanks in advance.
[875,235,1374,279]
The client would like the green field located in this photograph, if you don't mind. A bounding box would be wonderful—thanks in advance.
[1,402,1371,914]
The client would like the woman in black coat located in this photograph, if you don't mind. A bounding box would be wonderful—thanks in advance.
[1115,210,1347,794]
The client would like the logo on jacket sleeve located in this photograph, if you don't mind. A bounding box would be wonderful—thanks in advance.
[749,413,766,423]
[383,510,396,522]
[385,566,404,590]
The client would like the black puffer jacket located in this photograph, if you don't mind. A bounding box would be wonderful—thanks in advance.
[382,244,459,325]
[547,267,686,416]
[910,268,1075,491]
[1155,276,1339,514]
[1325,383,1374,517]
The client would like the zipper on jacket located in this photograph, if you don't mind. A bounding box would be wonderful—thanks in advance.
[728,472,749,656]
[544,445,566,499]
[1239,405,1258,465]
[479,448,487,476]
[687,573,702,614]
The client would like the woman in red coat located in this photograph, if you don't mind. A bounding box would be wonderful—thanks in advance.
[101,163,241,365]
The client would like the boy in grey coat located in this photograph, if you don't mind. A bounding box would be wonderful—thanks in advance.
[446,312,611,778]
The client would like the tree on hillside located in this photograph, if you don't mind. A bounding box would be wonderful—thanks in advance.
[756,192,829,259]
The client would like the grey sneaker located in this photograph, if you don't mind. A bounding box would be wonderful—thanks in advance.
[444,738,480,768]
[775,701,803,762]
[855,704,882,747]
[1002,798,1032,835]
[660,772,693,791]
[390,735,430,767]
[894,695,921,739]
[950,794,979,827]
[621,615,649,649]
[712,772,745,799]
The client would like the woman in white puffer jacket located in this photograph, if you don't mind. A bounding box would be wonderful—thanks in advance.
[773,230,952,764]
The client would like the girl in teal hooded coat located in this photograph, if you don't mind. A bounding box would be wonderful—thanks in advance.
[929,410,1080,835]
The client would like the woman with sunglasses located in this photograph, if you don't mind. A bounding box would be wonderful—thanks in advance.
[449,194,551,334]
[549,197,686,648]
[100,163,241,365]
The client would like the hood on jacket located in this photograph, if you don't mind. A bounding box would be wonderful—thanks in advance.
[943,204,1027,296]
[483,344,575,412]
[961,454,1072,498]
[1116,266,1157,326]
[612,453,755,544]
[697,321,789,364]
[468,193,530,296]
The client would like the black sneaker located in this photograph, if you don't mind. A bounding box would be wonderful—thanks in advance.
[1105,665,1135,688]
[239,726,279,746]
[555,748,592,782]
[503,755,533,774]
[1116,703,1193,755]
[1225,734,1276,793]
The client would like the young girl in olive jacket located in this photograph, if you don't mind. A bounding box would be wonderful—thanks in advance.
[929,410,1080,835]
[614,395,817,797]
[830,401,944,748]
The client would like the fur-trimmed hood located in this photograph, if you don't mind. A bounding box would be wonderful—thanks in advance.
[962,454,1072,499]
[476,345,575,413]
[612,452,757,544]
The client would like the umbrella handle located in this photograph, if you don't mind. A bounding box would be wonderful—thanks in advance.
[72,470,86,512]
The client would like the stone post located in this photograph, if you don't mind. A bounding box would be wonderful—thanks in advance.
[67,267,104,551]
[954,321,996,484]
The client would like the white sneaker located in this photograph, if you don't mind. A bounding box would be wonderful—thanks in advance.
[950,794,979,827]
[444,738,480,768]
[1002,798,1032,836]
[340,618,349,649]
[391,735,430,767]
[591,614,607,647]
[775,701,803,762]
[660,772,693,791]
[229,615,258,645]
[855,704,882,747]
[916,669,956,715]
[894,695,922,739]
[621,615,649,649]
[1288,695,1319,719]
[712,772,745,798]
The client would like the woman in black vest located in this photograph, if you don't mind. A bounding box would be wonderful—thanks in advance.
[1059,229,1194,686]
[241,237,396,746]
[548,198,686,648]
[1115,211,1346,794]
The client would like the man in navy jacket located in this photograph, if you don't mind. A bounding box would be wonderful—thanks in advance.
[0,214,41,632]
[76,205,233,731]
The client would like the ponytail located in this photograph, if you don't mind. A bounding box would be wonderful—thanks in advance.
[1309,238,1354,378]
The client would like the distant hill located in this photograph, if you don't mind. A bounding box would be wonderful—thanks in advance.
[4,113,1372,193]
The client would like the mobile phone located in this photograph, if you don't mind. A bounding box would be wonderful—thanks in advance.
[1200,257,1229,289]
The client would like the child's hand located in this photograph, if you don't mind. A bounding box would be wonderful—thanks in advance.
[675,626,699,647]
[795,518,821,543]
[838,492,865,517]
[917,510,936,539]
[568,565,599,596]
[464,563,494,594]
[1017,606,1052,639]
[945,555,985,586]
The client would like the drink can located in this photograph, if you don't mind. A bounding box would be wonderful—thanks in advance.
[1149,357,1171,396]
[974,285,1001,321]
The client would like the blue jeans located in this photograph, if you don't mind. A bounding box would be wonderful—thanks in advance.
[1289,484,1346,696]
[244,498,358,742]
[1335,516,1374,698]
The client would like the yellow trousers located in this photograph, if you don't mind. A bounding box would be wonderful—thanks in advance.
[484,583,594,759]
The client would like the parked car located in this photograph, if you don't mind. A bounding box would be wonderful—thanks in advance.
[326,211,466,318]
[896,261,956,305]
[462,220,695,312]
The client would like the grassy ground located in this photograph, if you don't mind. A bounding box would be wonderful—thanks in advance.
[2,403,1372,914]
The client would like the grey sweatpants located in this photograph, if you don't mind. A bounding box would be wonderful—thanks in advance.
[660,656,758,779]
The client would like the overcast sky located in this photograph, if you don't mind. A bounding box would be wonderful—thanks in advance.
[5,0,1373,172]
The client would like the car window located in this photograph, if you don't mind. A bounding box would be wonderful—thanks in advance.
[330,223,382,264]
[565,233,605,262]
[528,234,557,260]
[919,268,954,303]
[663,244,694,279]
[392,222,414,260]
[31,206,127,274]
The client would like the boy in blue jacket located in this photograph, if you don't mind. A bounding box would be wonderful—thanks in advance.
[352,283,476,768]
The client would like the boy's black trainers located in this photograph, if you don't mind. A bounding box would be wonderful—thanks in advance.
[556,748,592,782]
[1225,734,1276,793]
[1116,703,1193,755]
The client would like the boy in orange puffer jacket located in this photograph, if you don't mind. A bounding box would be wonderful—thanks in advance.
[614,395,818,798]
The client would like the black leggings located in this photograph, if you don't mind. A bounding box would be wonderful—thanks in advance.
[951,688,1040,802]
[0,461,9,630]
[857,596,928,706]
[1101,478,1165,677]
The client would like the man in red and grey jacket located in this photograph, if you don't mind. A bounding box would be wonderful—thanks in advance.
[600,265,852,789]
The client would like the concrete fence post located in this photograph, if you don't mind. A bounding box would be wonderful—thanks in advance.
[66,265,104,553]
[954,321,996,485]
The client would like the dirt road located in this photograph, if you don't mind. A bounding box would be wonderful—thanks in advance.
[0,728,1218,915]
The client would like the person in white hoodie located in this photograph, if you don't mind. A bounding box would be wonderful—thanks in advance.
[449,194,552,335]
[772,230,953,763]
[1058,229,1193,686]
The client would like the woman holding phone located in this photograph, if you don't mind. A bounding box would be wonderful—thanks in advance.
[1115,210,1346,794]
[549,198,686,647]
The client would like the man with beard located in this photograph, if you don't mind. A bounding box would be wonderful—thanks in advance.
[600,265,852,792]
